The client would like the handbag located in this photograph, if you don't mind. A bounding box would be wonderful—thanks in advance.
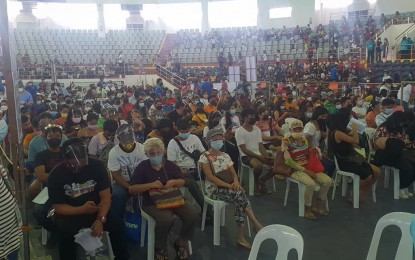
[174,137,201,165]
[306,149,325,173]
[148,166,185,209]
[124,210,145,243]
[205,152,234,184]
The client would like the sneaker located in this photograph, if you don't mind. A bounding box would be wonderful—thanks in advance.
[399,190,409,199]
[404,188,414,197]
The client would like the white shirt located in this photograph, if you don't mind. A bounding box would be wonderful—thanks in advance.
[203,124,226,138]
[379,85,389,94]
[397,84,412,102]
[167,134,205,169]
[220,115,241,132]
[235,125,262,156]
[375,112,390,127]
[352,106,367,123]
[107,142,147,182]
[303,122,321,148]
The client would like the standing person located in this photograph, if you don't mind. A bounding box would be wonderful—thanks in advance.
[48,138,129,260]
[0,164,22,260]
[375,37,382,62]
[383,38,389,59]
[227,52,233,66]
[107,124,147,220]
[366,37,375,64]
[235,108,274,195]
[397,81,413,111]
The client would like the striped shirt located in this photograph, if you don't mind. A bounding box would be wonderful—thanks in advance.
[288,140,309,167]
[0,166,21,259]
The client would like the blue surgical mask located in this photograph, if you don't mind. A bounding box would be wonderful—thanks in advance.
[385,108,393,115]
[211,140,224,151]
[149,155,163,166]
[139,102,145,108]
[229,109,236,115]
[179,132,190,139]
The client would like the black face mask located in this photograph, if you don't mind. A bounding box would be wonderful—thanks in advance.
[212,119,220,126]
[248,118,256,125]
[47,138,61,148]
[287,98,293,103]
[262,115,269,120]
[156,105,163,110]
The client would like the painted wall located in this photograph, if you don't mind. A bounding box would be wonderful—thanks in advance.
[257,0,316,29]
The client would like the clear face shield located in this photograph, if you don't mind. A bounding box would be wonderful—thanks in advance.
[64,142,89,172]
[117,125,135,149]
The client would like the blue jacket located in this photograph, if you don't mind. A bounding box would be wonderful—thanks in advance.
[367,40,375,51]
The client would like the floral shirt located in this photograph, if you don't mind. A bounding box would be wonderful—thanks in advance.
[198,151,234,196]
[373,126,409,150]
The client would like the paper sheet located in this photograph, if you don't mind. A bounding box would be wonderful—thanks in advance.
[74,228,103,252]
[348,117,367,135]
[32,188,49,205]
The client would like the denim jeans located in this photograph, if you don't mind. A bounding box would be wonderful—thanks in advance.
[111,183,130,220]
[6,250,19,260]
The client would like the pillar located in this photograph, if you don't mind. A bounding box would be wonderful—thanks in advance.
[97,0,105,37]
[15,2,37,29]
[123,4,144,30]
[201,0,209,33]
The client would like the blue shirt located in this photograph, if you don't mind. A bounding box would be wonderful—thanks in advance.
[26,85,37,98]
[201,82,213,95]
[154,85,163,96]
[367,40,375,51]
[18,90,33,105]
[28,135,69,163]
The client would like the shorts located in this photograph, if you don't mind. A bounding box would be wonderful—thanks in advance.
[241,156,253,166]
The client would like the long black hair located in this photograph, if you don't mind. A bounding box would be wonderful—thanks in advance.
[208,111,222,130]
[329,108,351,133]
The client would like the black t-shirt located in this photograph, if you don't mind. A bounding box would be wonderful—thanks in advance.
[130,160,183,206]
[34,149,64,173]
[48,158,110,207]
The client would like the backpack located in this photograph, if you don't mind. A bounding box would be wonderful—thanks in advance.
[98,142,116,163]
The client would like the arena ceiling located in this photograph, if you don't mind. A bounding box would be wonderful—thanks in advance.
[13,0,230,4]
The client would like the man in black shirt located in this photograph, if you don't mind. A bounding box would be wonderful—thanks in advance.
[167,101,185,127]
[48,138,128,260]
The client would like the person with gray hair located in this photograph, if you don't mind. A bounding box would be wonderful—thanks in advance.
[199,128,263,250]
[130,138,199,260]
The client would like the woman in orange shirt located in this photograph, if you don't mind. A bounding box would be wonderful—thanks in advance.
[365,100,380,128]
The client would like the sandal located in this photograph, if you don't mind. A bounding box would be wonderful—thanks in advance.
[236,239,252,250]
[174,242,190,260]
[155,248,168,260]
[304,211,317,220]
[312,207,329,216]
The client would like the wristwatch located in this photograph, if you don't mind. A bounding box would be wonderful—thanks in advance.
[97,215,107,224]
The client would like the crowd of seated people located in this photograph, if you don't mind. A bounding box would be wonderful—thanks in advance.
[0,70,413,259]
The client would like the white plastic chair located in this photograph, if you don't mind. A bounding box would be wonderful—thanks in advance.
[284,177,329,217]
[138,195,192,260]
[331,156,377,208]
[366,212,414,260]
[41,227,48,245]
[383,166,415,199]
[197,164,251,246]
[248,224,304,260]
[364,127,376,163]
[238,156,276,196]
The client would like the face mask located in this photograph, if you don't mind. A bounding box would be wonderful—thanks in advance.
[156,105,163,110]
[1,105,7,111]
[61,113,68,118]
[139,102,145,108]
[291,132,304,139]
[230,109,236,115]
[262,115,269,120]
[18,88,24,93]
[179,132,190,139]
[149,155,163,166]
[287,98,293,103]
[203,95,208,99]
[72,117,81,124]
[306,112,313,119]
[280,106,285,110]
[248,118,256,125]
[122,143,135,150]
[47,138,61,148]
[211,140,224,151]
[335,105,342,109]
[36,100,42,105]
[385,108,393,115]
[85,107,91,112]
[307,97,312,101]
[88,124,98,129]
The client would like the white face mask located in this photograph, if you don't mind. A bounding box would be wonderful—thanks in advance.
[1,105,7,111]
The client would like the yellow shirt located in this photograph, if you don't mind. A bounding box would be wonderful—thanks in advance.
[192,113,208,129]
[285,101,298,110]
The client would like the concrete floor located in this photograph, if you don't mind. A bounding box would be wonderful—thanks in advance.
[28,177,415,260]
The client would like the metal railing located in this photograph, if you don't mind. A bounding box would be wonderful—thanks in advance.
[155,63,185,88]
